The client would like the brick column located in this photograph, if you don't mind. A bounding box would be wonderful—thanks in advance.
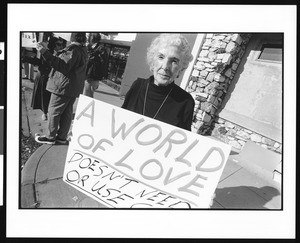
[186,33,252,134]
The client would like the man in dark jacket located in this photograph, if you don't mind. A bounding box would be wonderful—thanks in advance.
[35,33,88,144]
[83,33,103,98]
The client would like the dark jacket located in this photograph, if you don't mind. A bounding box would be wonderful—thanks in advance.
[41,43,88,97]
[86,42,103,80]
[22,55,51,77]
[122,76,195,131]
[21,55,52,111]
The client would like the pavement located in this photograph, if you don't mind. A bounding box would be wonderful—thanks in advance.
[21,77,282,209]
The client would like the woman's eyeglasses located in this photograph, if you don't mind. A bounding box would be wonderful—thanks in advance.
[55,43,63,47]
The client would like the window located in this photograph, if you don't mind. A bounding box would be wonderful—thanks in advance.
[258,44,282,62]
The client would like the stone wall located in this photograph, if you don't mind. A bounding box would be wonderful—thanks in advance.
[186,33,252,134]
[185,33,282,154]
[211,117,282,154]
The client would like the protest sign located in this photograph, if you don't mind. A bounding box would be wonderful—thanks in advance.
[21,33,37,48]
[63,95,232,208]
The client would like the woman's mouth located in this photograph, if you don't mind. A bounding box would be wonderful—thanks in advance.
[159,73,170,78]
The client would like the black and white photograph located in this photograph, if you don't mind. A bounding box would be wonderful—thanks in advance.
[5,3,297,239]
[19,31,282,210]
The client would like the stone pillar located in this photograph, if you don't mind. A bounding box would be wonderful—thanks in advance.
[186,33,252,134]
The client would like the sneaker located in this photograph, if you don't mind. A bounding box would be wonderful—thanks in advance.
[35,135,55,145]
[56,137,69,145]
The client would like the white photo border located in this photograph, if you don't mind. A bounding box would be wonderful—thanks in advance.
[7,4,296,238]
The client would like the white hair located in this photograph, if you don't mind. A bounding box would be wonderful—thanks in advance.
[146,34,193,72]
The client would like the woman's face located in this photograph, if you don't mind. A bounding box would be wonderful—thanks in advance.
[152,44,183,86]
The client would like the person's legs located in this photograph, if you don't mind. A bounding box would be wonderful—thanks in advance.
[41,89,51,121]
[23,62,29,78]
[35,94,75,144]
[47,93,70,140]
[56,96,76,141]
[23,63,34,80]
[35,93,64,144]
[41,75,51,113]
[29,64,34,80]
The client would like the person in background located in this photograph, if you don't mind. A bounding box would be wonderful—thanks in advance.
[35,32,88,145]
[121,33,195,131]
[99,44,109,80]
[22,36,64,121]
[22,47,36,80]
[83,33,103,98]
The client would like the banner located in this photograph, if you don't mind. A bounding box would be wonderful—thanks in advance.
[63,95,232,208]
[21,32,37,48]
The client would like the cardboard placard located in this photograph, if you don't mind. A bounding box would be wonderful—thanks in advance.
[63,95,231,208]
[21,32,37,48]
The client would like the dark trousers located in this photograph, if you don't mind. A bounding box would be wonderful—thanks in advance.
[47,93,76,140]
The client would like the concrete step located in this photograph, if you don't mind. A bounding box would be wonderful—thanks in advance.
[229,141,282,186]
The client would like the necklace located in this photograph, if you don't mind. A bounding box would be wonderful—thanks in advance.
[143,82,173,119]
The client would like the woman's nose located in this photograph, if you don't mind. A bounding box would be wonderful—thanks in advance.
[161,59,170,70]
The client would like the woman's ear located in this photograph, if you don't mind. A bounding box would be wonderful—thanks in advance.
[149,64,154,73]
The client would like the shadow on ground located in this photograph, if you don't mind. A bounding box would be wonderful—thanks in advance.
[213,185,280,209]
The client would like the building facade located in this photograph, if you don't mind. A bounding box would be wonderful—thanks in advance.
[120,33,283,155]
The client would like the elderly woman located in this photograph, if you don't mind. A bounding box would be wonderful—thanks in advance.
[122,34,195,131]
